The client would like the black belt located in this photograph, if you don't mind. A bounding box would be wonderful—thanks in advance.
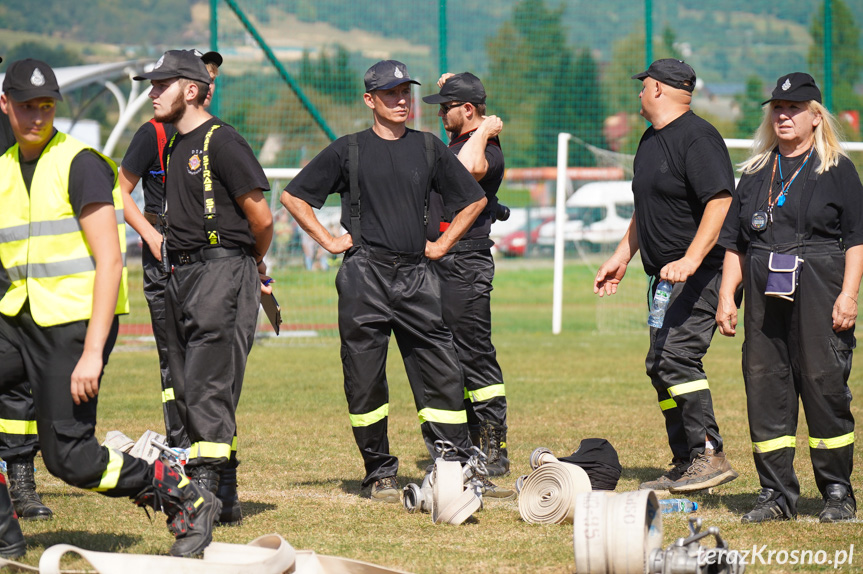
[365,247,425,265]
[448,238,494,253]
[168,246,249,266]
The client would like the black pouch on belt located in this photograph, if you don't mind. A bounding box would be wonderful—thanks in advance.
[765,252,804,301]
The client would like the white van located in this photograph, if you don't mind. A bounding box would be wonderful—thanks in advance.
[536,181,634,247]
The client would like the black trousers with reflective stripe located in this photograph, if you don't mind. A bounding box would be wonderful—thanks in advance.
[337,246,472,487]
[142,247,189,449]
[165,255,258,471]
[430,250,506,428]
[743,244,855,516]
[0,336,38,461]
[0,310,151,495]
[646,266,724,461]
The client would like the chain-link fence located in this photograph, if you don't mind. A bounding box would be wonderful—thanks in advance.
[119,0,863,339]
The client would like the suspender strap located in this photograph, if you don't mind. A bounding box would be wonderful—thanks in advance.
[348,133,361,245]
[149,119,168,184]
[202,124,222,246]
[346,131,436,246]
[165,124,223,246]
[423,131,435,227]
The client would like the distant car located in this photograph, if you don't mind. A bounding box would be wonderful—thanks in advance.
[497,213,555,257]
[536,181,633,249]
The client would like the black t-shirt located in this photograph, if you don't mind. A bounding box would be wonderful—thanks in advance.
[121,120,177,214]
[0,113,14,155]
[425,131,504,241]
[632,111,735,276]
[163,117,269,252]
[286,127,485,253]
[719,151,863,253]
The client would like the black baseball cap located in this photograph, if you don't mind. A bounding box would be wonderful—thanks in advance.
[763,72,822,105]
[364,60,420,92]
[133,50,211,84]
[632,58,696,93]
[195,50,223,68]
[422,72,486,105]
[2,59,63,101]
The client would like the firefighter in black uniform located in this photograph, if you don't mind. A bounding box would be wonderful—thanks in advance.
[422,73,512,488]
[282,60,491,503]
[0,58,221,558]
[717,73,863,523]
[119,50,243,525]
[0,54,53,521]
[594,59,738,493]
[133,50,273,511]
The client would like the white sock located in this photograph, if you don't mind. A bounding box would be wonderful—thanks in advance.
[705,440,716,450]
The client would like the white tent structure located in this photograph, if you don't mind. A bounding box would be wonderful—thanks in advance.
[0,59,154,157]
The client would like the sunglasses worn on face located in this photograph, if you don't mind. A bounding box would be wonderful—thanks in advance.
[440,102,466,113]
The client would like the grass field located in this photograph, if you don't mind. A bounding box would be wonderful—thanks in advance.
[12,258,863,572]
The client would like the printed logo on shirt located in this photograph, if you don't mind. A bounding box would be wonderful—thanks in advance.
[660,159,669,174]
[187,150,203,175]
[412,167,421,185]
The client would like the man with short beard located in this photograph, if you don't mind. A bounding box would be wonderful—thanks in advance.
[119,50,247,526]
[133,50,273,512]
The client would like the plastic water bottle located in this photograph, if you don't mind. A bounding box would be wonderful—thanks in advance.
[660,498,698,513]
[647,280,673,328]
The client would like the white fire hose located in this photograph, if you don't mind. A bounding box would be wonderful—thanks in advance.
[517,447,592,524]
[402,441,486,525]
[0,533,412,573]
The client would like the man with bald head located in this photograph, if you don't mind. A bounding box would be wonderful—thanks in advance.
[594,59,739,494]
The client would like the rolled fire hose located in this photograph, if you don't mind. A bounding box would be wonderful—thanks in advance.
[431,458,482,525]
[0,534,412,574]
[518,447,592,524]
[573,490,663,574]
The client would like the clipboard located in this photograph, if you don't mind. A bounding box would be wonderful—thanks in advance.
[261,291,282,335]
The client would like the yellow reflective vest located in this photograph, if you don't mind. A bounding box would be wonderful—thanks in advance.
[0,132,129,327]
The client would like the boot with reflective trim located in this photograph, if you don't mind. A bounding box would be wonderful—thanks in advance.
[139,460,221,557]
[819,484,856,523]
[0,475,26,559]
[479,421,510,477]
[216,465,242,526]
[6,457,52,521]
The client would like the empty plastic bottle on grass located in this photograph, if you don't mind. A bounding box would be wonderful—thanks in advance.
[660,498,698,513]
[647,280,673,328]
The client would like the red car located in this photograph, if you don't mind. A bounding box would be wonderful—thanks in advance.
[496,214,555,257]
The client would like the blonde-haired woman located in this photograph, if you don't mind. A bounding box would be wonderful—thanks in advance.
[716,72,863,523]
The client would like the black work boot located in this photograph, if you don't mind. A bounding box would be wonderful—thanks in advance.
[186,465,220,495]
[215,464,242,526]
[741,488,791,523]
[0,475,26,559]
[819,484,856,523]
[479,421,510,477]
[6,457,52,520]
[138,460,221,557]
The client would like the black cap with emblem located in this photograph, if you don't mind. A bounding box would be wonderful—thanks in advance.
[763,72,822,105]
[363,60,420,92]
[422,72,486,105]
[133,50,212,84]
[2,59,63,101]
[631,58,696,93]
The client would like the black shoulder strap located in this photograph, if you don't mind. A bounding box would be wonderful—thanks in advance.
[348,132,361,246]
[423,131,435,226]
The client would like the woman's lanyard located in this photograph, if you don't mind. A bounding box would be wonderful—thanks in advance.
[766,147,814,223]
